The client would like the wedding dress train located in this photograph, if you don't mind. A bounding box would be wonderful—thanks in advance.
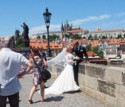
[45,53,80,95]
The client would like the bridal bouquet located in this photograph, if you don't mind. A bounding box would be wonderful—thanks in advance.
[74,56,80,60]
[73,56,80,65]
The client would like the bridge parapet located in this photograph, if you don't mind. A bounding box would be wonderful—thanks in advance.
[49,63,125,107]
[79,63,125,107]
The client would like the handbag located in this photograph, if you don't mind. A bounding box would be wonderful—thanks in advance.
[32,57,51,83]
[40,68,51,81]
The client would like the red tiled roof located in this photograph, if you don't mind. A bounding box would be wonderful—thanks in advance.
[72,39,88,44]
[66,29,88,33]
[108,39,125,44]
[90,29,125,33]
[30,39,63,50]
[90,40,99,47]
[30,39,37,43]
[87,51,97,57]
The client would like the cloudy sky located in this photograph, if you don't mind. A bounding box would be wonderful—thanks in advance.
[0,0,125,37]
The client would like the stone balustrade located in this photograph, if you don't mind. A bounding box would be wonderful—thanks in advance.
[79,63,125,107]
[49,63,125,107]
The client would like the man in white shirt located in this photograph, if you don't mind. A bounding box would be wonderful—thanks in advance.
[0,36,32,107]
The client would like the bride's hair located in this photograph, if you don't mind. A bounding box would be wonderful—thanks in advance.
[66,45,72,53]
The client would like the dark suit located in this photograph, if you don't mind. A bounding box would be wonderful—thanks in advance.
[72,45,88,86]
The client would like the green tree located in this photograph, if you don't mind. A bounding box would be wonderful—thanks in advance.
[97,50,104,58]
[94,34,98,40]
[91,45,104,57]
[49,34,60,42]
[37,35,41,40]
[88,34,93,40]
[110,36,113,39]
[15,38,23,48]
[82,36,86,39]
[123,34,125,38]
[15,32,24,48]
[102,35,107,39]
[85,44,91,52]
[117,34,122,39]
[65,34,70,38]
[70,34,81,39]
[42,35,46,40]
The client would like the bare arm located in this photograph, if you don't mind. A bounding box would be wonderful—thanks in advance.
[17,59,33,78]
[43,58,47,65]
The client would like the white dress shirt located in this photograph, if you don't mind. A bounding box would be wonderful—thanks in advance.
[0,48,29,96]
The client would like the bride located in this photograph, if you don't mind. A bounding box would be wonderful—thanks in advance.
[44,45,80,95]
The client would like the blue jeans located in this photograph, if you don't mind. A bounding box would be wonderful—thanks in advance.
[0,92,19,107]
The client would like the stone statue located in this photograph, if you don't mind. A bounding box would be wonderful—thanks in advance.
[15,29,20,39]
[21,22,29,47]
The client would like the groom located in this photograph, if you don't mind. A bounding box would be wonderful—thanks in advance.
[72,41,88,86]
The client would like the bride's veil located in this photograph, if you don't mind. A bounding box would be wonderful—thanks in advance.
[47,48,66,72]
[47,48,66,67]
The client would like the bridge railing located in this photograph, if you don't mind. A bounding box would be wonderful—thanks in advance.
[50,63,125,107]
[79,63,125,107]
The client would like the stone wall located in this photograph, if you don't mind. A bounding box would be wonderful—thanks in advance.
[79,63,125,107]
[49,63,125,106]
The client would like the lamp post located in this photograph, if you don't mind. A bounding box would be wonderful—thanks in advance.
[43,7,52,57]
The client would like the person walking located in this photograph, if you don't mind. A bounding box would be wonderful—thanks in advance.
[72,41,88,86]
[0,37,32,107]
[28,48,47,103]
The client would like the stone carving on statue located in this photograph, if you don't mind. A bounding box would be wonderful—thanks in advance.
[15,29,20,39]
[21,22,29,47]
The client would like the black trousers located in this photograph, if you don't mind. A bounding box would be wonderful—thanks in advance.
[0,92,19,107]
[73,64,79,86]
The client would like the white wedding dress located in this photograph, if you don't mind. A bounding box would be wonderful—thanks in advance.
[45,53,80,95]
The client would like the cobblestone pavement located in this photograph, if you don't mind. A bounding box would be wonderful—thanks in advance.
[7,73,105,107]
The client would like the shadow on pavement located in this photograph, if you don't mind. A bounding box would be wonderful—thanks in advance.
[64,89,82,94]
[45,96,64,102]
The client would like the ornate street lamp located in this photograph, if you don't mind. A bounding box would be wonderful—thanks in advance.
[43,7,52,57]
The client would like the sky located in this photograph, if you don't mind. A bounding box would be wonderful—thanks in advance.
[0,0,125,38]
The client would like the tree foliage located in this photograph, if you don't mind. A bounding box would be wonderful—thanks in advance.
[102,35,107,39]
[94,34,98,40]
[117,34,122,39]
[63,34,82,39]
[85,44,91,51]
[49,34,59,42]
[91,45,104,57]
[88,34,93,40]
[123,34,125,38]
[15,38,23,48]
[42,35,46,40]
